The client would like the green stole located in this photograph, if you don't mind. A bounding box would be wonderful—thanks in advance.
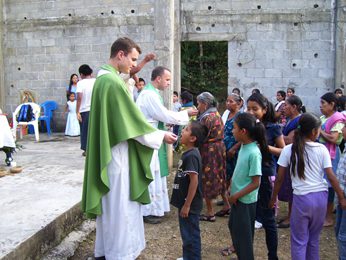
[81,64,156,219]
[144,83,169,177]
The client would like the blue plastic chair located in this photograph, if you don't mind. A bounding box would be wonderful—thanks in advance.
[38,101,58,135]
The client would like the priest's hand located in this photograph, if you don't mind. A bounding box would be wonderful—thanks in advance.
[163,132,177,144]
[187,108,198,117]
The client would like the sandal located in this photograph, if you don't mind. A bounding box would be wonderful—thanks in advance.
[220,246,236,256]
[215,208,231,217]
[199,214,216,222]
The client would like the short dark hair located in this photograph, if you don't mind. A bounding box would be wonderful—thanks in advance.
[321,92,338,111]
[277,90,286,99]
[79,64,93,76]
[232,88,241,95]
[110,37,141,58]
[138,78,145,84]
[189,121,208,147]
[181,91,193,103]
[287,87,295,94]
[337,95,346,112]
[151,66,170,81]
[173,91,179,96]
[252,88,260,94]
[286,95,303,112]
[335,88,343,95]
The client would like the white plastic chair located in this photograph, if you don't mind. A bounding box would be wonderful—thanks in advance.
[12,102,40,142]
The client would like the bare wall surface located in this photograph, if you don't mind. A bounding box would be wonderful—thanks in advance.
[2,0,159,130]
[180,0,344,111]
[2,0,346,124]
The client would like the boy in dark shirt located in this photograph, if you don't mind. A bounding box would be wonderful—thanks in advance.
[171,121,207,260]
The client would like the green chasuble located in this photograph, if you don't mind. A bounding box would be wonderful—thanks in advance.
[81,64,157,219]
[143,83,169,177]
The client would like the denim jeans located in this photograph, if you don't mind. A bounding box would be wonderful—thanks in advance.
[256,176,278,260]
[336,205,346,260]
[178,213,201,260]
[80,111,89,151]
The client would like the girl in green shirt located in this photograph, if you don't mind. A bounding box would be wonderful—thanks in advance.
[227,113,270,260]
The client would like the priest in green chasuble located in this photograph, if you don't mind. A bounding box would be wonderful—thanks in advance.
[81,37,177,260]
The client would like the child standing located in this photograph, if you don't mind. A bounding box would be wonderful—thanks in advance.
[228,113,271,260]
[171,121,207,260]
[65,92,80,137]
[247,93,284,259]
[270,113,346,259]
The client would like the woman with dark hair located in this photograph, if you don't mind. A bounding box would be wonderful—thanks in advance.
[335,88,344,98]
[66,73,79,100]
[219,94,243,215]
[319,92,346,226]
[247,93,284,260]
[271,113,346,260]
[196,92,229,222]
[286,87,307,113]
[277,95,303,228]
[275,90,287,126]
[286,87,295,97]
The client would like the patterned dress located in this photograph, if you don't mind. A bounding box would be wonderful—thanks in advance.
[199,110,227,200]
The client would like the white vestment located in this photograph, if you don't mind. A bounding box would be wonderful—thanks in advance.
[136,88,189,217]
[95,130,165,260]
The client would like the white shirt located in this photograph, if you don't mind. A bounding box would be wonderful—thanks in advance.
[278,142,331,195]
[136,89,189,127]
[76,78,96,113]
[221,109,230,125]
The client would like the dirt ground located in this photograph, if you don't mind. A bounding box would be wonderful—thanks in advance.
[71,159,339,260]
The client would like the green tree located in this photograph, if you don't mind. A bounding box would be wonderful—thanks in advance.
[181,41,228,108]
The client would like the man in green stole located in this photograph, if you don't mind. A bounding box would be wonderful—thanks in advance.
[136,66,197,224]
[81,38,177,260]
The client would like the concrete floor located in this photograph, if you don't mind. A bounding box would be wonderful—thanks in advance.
[0,133,85,259]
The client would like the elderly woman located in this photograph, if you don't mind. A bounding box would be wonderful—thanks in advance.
[196,92,229,222]
[222,93,243,208]
[319,92,345,226]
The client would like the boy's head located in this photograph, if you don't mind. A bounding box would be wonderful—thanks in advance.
[136,78,146,91]
[173,91,179,103]
[181,121,208,147]
[181,91,193,104]
[78,64,93,78]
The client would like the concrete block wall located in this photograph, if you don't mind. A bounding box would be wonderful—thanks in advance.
[2,0,158,130]
[181,0,337,113]
[2,0,346,127]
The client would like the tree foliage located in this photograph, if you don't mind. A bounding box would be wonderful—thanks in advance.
[181,41,228,106]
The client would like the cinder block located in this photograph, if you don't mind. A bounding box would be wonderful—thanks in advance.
[318,69,334,79]
[246,68,265,77]
[283,68,301,78]
[265,69,282,78]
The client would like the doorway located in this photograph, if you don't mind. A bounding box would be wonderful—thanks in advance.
[180,41,228,112]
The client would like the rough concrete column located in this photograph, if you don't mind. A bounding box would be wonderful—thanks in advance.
[335,0,346,90]
[154,0,177,169]
[173,0,181,95]
[154,0,175,108]
[0,0,4,110]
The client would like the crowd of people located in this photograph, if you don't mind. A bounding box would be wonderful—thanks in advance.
[74,37,346,260]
